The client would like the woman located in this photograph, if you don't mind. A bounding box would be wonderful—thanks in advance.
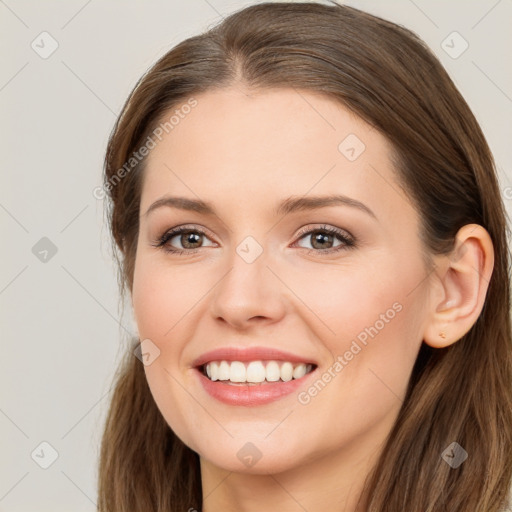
[97,1,512,510]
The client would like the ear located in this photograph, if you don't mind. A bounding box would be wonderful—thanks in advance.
[423,224,494,348]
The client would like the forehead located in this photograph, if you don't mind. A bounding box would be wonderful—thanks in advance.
[139,87,412,221]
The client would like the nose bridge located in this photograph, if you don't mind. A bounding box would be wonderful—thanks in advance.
[218,234,271,303]
[209,234,286,326]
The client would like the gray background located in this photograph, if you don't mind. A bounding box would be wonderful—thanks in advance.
[1,0,511,510]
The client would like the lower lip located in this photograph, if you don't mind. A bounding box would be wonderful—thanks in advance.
[195,367,317,406]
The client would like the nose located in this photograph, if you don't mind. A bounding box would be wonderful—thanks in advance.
[209,244,287,330]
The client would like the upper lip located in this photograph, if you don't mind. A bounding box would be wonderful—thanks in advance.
[191,346,318,368]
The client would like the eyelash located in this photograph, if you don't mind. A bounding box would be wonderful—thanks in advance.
[151,224,356,256]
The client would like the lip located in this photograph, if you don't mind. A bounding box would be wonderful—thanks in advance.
[194,364,318,406]
[191,346,319,406]
[191,346,318,368]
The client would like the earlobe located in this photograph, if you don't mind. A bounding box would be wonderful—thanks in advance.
[422,224,494,349]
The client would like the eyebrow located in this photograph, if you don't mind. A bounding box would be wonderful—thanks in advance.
[143,194,376,220]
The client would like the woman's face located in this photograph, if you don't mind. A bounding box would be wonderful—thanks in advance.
[132,86,432,474]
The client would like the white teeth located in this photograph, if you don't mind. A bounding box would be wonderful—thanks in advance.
[210,361,219,381]
[246,361,266,383]
[218,360,230,381]
[230,361,246,382]
[280,362,293,382]
[293,363,307,379]
[204,360,314,383]
[265,360,281,382]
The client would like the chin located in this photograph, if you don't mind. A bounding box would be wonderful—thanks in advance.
[189,431,301,472]
[200,447,301,475]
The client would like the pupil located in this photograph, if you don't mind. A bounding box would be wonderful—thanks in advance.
[183,232,201,248]
[313,232,332,249]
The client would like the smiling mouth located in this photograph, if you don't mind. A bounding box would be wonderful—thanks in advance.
[198,359,317,385]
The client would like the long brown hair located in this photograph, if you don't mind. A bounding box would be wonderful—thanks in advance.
[97,2,512,510]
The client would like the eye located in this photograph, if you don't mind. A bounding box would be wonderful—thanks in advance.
[151,223,356,256]
[151,225,216,255]
[293,224,355,254]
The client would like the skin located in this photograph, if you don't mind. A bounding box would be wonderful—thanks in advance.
[131,86,494,512]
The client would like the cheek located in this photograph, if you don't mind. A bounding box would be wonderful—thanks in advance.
[132,256,201,343]
[279,258,419,346]
[292,256,426,393]
[340,274,424,396]
[132,256,207,449]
